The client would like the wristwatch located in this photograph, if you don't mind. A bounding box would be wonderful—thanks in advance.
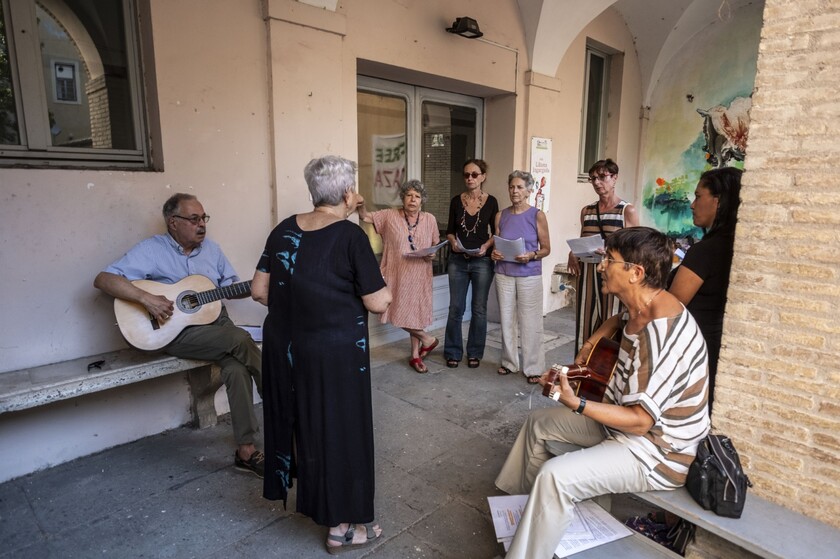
[574,396,587,415]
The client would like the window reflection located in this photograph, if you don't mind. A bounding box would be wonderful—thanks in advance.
[36,0,136,149]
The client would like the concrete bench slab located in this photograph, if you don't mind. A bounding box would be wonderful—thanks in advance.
[0,349,221,428]
[632,488,840,559]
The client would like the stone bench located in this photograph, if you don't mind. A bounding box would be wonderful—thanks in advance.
[554,526,681,558]
[0,348,223,428]
[631,487,840,559]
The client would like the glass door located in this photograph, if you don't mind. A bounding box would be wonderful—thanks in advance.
[357,76,482,276]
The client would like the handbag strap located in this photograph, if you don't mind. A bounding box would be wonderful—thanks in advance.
[708,436,742,500]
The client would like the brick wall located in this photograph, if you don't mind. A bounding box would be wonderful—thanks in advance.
[712,0,840,531]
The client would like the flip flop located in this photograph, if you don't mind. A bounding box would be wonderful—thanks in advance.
[408,357,428,373]
[419,338,439,358]
[526,375,542,384]
[326,522,382,555]
[497,366,514,376]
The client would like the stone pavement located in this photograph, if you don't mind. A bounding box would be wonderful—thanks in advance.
[0,307,648,559]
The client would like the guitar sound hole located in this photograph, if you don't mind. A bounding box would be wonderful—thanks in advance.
[177,291,201,313]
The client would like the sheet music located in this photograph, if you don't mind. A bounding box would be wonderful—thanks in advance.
[493,236,527,262]
[567,236,605,263]
[455,236,482,255]
[405,241,447,258]
[487,496,630,554]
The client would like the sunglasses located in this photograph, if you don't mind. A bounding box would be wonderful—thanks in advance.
[463,171,483,179]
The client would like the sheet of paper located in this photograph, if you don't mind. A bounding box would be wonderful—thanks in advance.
[455,236,482,255]
[405,241,447,258]
[488,496,631,556]
[566,236,605,264]
[487,494,527,541]
[493,236,527,262]
[553,500,633,557]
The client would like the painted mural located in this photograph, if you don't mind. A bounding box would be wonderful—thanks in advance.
[640,3,762,240]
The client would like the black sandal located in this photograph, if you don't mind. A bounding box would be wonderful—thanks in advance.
[467,357,480,368]
[526,375,542,384]
[446,359,459,368]
[497,366,514,376]
[326,522,381,555]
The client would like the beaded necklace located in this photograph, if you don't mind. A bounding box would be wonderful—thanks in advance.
[403,209,420,250]
[403,209,420,232]
[460,192,485,236]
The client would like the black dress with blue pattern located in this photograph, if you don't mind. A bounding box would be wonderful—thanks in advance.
[257,216,386,527]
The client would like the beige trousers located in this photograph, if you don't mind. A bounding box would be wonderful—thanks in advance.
[495,407,652,559]
[495,274,545,376]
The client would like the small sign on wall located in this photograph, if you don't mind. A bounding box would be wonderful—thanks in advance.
[529,137,551,213]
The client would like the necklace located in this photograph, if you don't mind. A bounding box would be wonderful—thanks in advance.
[403,209,420,231]
[635,289,663,318]
[460,192,484,236]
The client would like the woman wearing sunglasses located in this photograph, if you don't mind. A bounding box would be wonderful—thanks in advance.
[443,159,499,369]
[358,180,440,373]
[567,158,639,356]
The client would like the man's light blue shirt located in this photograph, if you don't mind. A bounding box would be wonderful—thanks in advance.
[104,234,240,287]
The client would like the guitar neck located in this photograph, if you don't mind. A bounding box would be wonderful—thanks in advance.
[198,280,252,306]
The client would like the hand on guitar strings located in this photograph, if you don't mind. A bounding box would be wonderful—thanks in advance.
[543,367,578,408]
[142,293,174,321]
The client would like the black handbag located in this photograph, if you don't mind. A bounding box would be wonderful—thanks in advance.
[686,434,752,518]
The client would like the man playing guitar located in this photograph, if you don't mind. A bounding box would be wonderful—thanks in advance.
[94,193,264,478]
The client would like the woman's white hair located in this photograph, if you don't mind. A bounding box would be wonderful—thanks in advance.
[304,155,357,207]
[508,170,536,192]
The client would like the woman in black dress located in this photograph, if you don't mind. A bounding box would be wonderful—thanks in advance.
[668,166,742,413]
[252,155,391,555]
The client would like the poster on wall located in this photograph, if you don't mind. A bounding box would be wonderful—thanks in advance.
[372,133,406,206]
[529,137,551,213]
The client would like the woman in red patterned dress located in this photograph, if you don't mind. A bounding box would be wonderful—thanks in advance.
[358,180,440,373]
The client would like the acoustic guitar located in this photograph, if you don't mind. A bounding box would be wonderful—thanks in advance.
[543,336,621,402]
[114,275,252,351]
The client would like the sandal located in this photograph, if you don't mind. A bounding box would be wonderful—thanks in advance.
[408,357,427,373]
[526,375,542,384]
[446,359,459,368]
[497,366,514,376]
[419,338,439,358]
[467,357,480,368]
[326,522,381,555]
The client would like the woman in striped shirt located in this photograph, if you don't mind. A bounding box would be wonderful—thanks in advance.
[568,159,639,355]
[496,227,709,559]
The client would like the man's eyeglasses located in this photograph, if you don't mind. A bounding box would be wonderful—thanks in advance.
[588,173,615,184]
[408,234,416,251]
[463,171,483,179]
[173,214,210,225]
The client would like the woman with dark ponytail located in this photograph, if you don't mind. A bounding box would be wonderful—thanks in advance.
[668,166,743,413]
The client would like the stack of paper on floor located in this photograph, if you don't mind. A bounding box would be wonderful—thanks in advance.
[487,494,632,556]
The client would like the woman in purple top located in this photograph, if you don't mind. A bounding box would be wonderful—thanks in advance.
[491,170,551,383]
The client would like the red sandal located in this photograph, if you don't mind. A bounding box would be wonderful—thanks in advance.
[419,338,439,358]
[408,357,428,373]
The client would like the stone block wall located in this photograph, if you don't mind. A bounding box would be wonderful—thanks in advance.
[712,0,840,531]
